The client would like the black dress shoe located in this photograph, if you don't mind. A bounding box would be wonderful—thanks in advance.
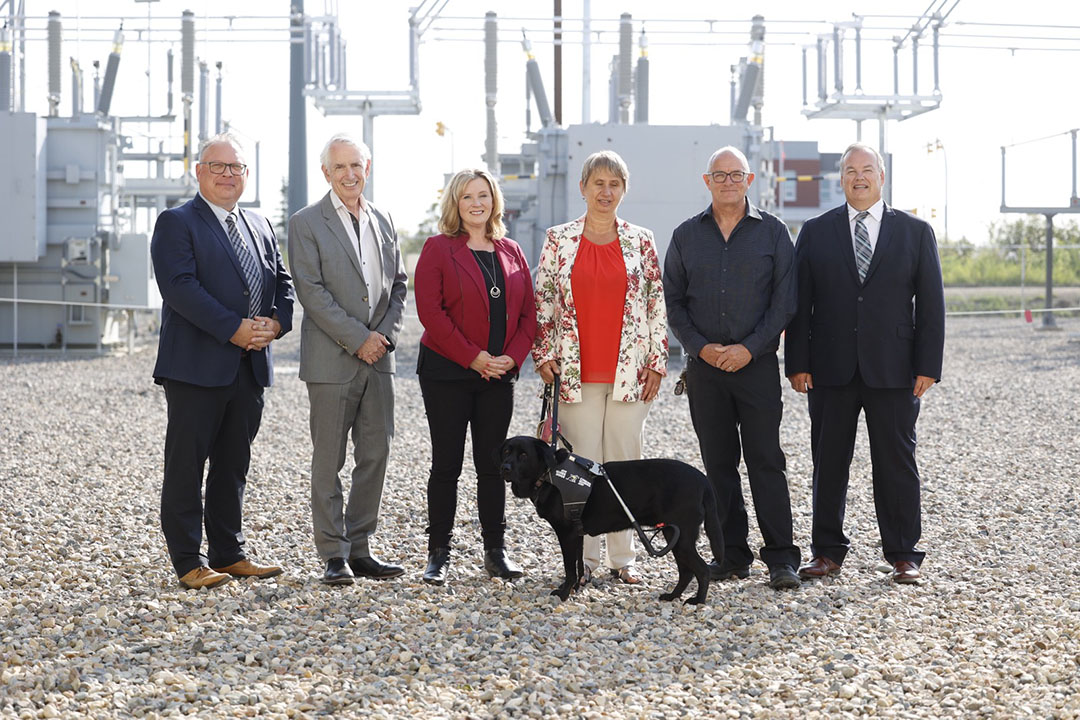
[349,555,405,579]
[322,557,354,586]
[768,564,801,590]
[422,548,451,585]
[484,548,524,579]
[709,559,752,581]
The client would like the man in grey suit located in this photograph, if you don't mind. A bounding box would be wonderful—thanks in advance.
[288,133,408,585]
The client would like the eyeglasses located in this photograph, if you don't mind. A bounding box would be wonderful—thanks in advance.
[708,170,748,183]
[200,161,248,175]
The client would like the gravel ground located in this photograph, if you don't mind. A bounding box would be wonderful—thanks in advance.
[1,310,1078,719]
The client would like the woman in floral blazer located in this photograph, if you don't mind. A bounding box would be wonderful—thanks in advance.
[532,150,668,585]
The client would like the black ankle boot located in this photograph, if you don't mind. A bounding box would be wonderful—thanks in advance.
[484,548,523,579]
[423,548,450,585]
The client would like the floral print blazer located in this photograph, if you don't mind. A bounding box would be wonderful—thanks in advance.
[532,215,668,404]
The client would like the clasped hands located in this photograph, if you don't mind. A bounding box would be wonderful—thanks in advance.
[700,343,750,373]
[356,332,391,365]
[471,351,516,380]
[230,315,280,351]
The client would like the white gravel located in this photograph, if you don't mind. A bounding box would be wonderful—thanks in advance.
[1,310,1078,719]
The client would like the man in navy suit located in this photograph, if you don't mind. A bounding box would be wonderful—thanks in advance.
[785,142,944,585]
[151,133,294,589]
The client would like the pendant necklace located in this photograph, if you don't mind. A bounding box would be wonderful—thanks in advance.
[472,249,502,299]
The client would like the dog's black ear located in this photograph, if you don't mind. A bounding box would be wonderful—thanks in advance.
[554,447,570,464]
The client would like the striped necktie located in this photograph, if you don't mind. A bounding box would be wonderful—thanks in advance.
[226,212,263,317]
[854,211,872,282]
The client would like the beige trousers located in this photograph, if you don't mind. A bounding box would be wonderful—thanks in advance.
[557,382,652,572]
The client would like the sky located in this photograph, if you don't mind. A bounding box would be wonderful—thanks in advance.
[14,0,1080,243]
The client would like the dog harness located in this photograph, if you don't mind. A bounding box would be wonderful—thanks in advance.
[545,453,601,535]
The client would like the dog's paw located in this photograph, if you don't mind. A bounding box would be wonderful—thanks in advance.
[551,586,573,601]
[683,597,704,606]
[658,592,679,602]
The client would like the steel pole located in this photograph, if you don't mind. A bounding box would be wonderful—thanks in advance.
[1043,214,1057,329]
[288,1,308,218]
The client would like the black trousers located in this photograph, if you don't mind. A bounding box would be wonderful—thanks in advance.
[807,370,924,565]
[161,357,264,577]
[686,352,800,569]
[419,375,514,552]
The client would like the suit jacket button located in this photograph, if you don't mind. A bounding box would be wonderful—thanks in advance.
[858,296,863,302]
[244,290,250,296]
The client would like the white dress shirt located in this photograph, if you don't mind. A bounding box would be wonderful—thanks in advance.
[847,198,884,256]
[330,190,384,323]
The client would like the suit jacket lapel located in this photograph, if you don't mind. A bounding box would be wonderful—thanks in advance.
[451,236,489,308]
[864,204,894,284]
[368,205,394,298]
[832,205,861,285]
[194,195,247,282]
[320,193,365,282]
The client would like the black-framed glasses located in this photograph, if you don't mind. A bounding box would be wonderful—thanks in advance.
[708,170,748,183]
[200,161,248,175]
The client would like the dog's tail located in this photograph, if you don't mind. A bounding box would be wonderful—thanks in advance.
[702,478,724,567]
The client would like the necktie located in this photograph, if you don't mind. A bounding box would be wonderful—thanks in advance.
[854,211,872,282]
[226,212,263,317]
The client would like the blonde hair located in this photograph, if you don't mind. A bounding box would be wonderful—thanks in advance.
[437,169,507,240]
[580,150,630,193]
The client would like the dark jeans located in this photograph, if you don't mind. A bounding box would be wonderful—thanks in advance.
[686,352,800,569]
[161,357,263,577]
[419,375,514,552]
[807,369,924,565]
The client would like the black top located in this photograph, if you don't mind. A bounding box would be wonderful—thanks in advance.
[663,199,796,360]
[417,249,512,383]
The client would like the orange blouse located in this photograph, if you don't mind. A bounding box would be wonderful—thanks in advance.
[571,237,627,383]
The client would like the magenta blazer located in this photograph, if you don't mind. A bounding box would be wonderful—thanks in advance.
[414,233,537,372]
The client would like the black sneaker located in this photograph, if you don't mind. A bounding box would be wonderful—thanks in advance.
[708,559,752,581]
[768,564,801,590]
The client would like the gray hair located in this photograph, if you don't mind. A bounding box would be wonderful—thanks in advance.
[706,146,750,172]
[198,132,245,161]
[840,142,886,174]
[580,150,630,192]
[320,133,371,170]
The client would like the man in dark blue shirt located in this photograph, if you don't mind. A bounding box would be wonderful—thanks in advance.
[664,146,801,590]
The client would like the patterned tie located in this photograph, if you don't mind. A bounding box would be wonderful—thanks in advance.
[854,211,872,282]
[226,212,263,317]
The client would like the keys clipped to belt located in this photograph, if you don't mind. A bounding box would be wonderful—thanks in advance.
[673,367,688,396]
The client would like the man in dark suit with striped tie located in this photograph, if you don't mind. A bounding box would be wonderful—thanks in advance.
[151,133,295,589]
[785,142,945,585]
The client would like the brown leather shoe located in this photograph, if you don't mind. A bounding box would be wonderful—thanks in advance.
[212,559,283,579]
[890,561,922,584]
[179,566,232,590]
[797,556,842,579]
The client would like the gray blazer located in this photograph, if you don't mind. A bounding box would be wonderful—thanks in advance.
[288,192,408,383]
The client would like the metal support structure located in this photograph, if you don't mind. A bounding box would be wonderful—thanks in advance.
[581,0,590,124]
[288,1,307,218]
[215,62,223,134]
[553,0,562,126]
[634,29,649,124]
[1000,134,1080,329]
[484,11,498,172]
[1043,214,1056,329]
[617,13,632,124]
[46,10,59,116]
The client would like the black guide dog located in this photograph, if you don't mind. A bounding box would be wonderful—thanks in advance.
[499,436,725,604]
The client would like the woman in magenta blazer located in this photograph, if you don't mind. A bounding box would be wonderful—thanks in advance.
[414,168,537,585]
